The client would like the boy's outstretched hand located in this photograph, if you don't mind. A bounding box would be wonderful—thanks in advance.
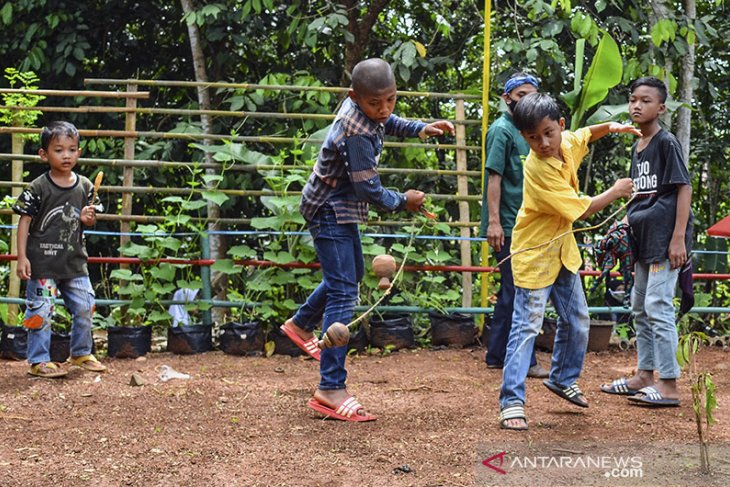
[403,190,426,212]
[612,178,635,199]
[422,121,455,137]
[609,122,642,137]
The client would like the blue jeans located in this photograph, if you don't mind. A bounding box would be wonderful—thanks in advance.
[293,204,364,390]
[24,276,95,364]
[486,237,537,368]
[499,267,590,409]
[633,260,681,379]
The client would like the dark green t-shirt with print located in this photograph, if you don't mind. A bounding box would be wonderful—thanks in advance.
[12,172,94,280]
[480,112,529,238]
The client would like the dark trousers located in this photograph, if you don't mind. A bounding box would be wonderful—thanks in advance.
[486,237,537,368]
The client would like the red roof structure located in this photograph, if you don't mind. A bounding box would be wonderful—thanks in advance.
[708,215,730,238]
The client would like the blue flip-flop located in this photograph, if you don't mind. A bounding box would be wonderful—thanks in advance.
[600,377,640,396]
[627,386,680,407]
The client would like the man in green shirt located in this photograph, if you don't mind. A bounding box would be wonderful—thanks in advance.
[481,73,547,378]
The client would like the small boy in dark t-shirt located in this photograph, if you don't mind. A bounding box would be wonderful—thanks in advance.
[13,121,106,378]
[600,77,692,406]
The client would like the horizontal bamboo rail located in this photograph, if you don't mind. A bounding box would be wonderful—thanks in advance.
[0,126,480,151]
[0,105,482,125]
[0,88,149,99]
[84,78,482,100]
[0,209,479,227]
[0,153,481,177]
[0,181,481,201]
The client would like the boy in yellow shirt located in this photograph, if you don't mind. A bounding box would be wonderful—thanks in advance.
[499,93,638,430]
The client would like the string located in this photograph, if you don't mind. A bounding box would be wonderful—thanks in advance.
[347,193,636,329]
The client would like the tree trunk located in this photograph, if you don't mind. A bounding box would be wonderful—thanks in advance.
[341,0,392,84]
[180,0,227,325]
[647,0,674,127]
[676,0,696,166]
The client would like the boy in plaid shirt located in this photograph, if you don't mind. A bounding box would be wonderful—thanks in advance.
[281,58,454,421]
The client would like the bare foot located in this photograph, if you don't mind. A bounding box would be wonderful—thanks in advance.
[502,418,528,429]
[313,388,372,418]
[644,378,679,400]
[619,370,655,391]
[284,318,314,342]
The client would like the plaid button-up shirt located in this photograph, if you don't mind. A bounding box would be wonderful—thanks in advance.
[300,97,426,223]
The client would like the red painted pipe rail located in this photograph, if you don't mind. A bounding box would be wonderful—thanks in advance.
[1,254,728,280]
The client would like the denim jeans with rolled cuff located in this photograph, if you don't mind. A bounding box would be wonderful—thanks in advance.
[499,266,589,409]
[292,204,364,391]
[632,260,681,379]
[486,237,538,369]
[24,276,95,365]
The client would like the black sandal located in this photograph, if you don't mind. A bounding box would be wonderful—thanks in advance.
[543,380,589,408]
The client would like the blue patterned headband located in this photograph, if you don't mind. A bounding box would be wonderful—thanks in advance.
[504,75,539,94]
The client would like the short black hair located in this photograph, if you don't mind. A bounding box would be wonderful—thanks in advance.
[629,76,668,103]
[40,121,80,151]
[512,92,561,132]
[351,58,396,95]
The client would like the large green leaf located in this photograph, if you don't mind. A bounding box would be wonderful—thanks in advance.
[571,31,623,130]
[585,100,690,125]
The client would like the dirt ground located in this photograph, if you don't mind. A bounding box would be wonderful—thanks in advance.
[1,345,729,487]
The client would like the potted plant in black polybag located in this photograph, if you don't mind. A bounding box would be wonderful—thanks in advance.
[49,307,72,363]
[0,305,27,361]
[166,287,213,355]
[401,272,475,348]
[218,288,269,357]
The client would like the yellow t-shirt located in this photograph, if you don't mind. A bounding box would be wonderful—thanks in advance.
[511,127,593,289]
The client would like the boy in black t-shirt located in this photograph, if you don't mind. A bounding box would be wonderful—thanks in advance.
[600,77,692,406]
[13,121,106,378]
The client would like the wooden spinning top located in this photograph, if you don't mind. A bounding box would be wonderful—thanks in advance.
[372,254,396,290]
[317,322,350,349]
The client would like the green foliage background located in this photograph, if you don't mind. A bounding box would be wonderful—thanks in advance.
[1,0,729,326]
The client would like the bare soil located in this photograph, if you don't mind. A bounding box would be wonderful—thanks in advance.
[1,346,729,487]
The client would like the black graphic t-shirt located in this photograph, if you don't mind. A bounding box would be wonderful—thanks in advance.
[12,172,95,279]
[627,129,693,263]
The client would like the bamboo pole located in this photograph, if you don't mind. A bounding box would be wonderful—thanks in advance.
[479,0,493,320]
[120,85,137,248]
[455,99,472,308]
[0,105,481,125]
[0,127,480,151]
[7,131,24,325]
[84,78,481,100]
[0,181,481,201]
[0,154,481,177]
[0,89,149,99]
[0,209,480,227]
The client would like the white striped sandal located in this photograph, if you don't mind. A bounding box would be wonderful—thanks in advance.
[499,404,528,431]
[543,380,589,408]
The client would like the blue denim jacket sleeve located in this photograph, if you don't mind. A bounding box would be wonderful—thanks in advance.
[342,134,406,212]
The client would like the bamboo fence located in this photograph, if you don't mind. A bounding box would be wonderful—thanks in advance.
[0,80,484,315]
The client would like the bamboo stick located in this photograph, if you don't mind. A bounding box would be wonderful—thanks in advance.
[0,208,479,227]
[0,181,480,201]
[0,88,149,99]
[0,105,481,125]
[0,127,480,151]
[0,154,481,177]
[83,78,481,100]
[455,99,472,308]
